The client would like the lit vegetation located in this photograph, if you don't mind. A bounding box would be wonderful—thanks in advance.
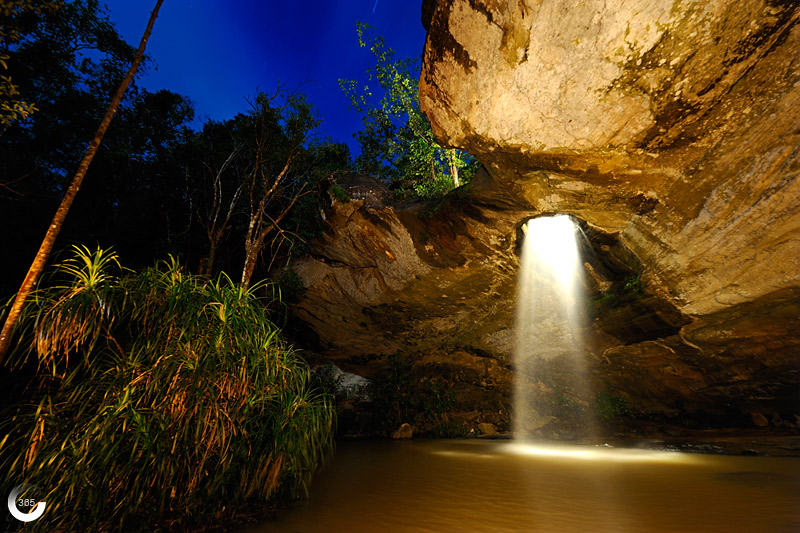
[339,23,478,199]
[594,388,630,421]
[0,246,334,531]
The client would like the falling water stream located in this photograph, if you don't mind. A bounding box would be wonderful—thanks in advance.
[514,215,591,440]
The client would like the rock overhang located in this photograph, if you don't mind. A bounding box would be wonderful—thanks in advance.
[285,0,800,438]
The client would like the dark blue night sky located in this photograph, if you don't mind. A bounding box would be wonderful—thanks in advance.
[102,0,427,154]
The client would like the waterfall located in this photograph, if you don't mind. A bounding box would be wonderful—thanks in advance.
[513,215,589,441]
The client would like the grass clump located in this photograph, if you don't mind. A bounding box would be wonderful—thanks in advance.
[1,246,334,531]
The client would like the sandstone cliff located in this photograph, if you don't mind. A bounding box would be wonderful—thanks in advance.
[289,0,799,441]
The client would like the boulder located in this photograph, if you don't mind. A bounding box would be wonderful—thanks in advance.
[391,423,415,439]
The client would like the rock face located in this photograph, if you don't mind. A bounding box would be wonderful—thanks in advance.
[416,0,800,434]
[420,0,800,316]
[287,1,800,440]
[291,192,429,359]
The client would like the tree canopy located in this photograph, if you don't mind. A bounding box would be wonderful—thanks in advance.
[0,5,347,526]
[0,1,352,300]
[0,0,62,126]
[339,22,478,199]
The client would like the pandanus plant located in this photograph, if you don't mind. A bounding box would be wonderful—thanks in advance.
[1,245,334,531]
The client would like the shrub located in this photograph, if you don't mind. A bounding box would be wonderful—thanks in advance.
[1,246,334,531]
[366,354,458,436]
[594,387,629,421]
[277,267,306,304]
[329,183,350,203]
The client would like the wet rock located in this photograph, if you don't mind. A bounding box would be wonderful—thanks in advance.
[751,413,769,428]
[420,0,800,318]
[663,427,689,438]
[391,423,414,439]
[478,422,498,436]
[290,195,430,360]
[417,0,799,436]
[314,363,370,402]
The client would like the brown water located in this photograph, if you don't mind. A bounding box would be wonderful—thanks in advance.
[244,439,800,533]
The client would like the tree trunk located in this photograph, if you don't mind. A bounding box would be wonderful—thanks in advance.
[0,0,165,365]
[241,209,259,287]
[206,237,218,277]
[241,248,259,288]
[448,150,460,188]
[240,187,308,288]
[451,161,460,188]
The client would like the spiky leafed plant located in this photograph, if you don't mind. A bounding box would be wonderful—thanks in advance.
[0,245,334,532]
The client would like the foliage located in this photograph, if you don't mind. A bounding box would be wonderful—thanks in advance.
[0,0,139,172]
[278,139,352,259]
[0,0,195,296]
[0,0,357,299]
[366,353,457,436]
[183,89,353,281]
[238,90,321,286]
[329,183,350,203]
[0,54,37,125]
[277,266,306,304]
[594,386,629,421]
[367,353,414,433]
[0,246,334,531]
[588,274,645,317]
[0,0,352,291]
[339,23,478,199]
[420,378,455,421]
[548,384,582,420]
[623,274,644,295]
[311,362,344,400]
[0,0,62,126]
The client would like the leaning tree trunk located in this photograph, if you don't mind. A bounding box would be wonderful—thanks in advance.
[0,0,165,365]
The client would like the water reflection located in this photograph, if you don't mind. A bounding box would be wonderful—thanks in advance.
[243,439,800,533]
[504,443,696,463]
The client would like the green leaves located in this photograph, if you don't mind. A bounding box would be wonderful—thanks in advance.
[54,244,122,292]
[1,248,335,531]
[0,0,62,125]
[340,23,478,199]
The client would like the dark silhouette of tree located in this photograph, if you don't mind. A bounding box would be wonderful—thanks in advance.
[182,90,352,285]
[240,89,319,287]
[192,126,245,278]
[0,0,182,297]
[0,0,165,364]
[0,0,61,127]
